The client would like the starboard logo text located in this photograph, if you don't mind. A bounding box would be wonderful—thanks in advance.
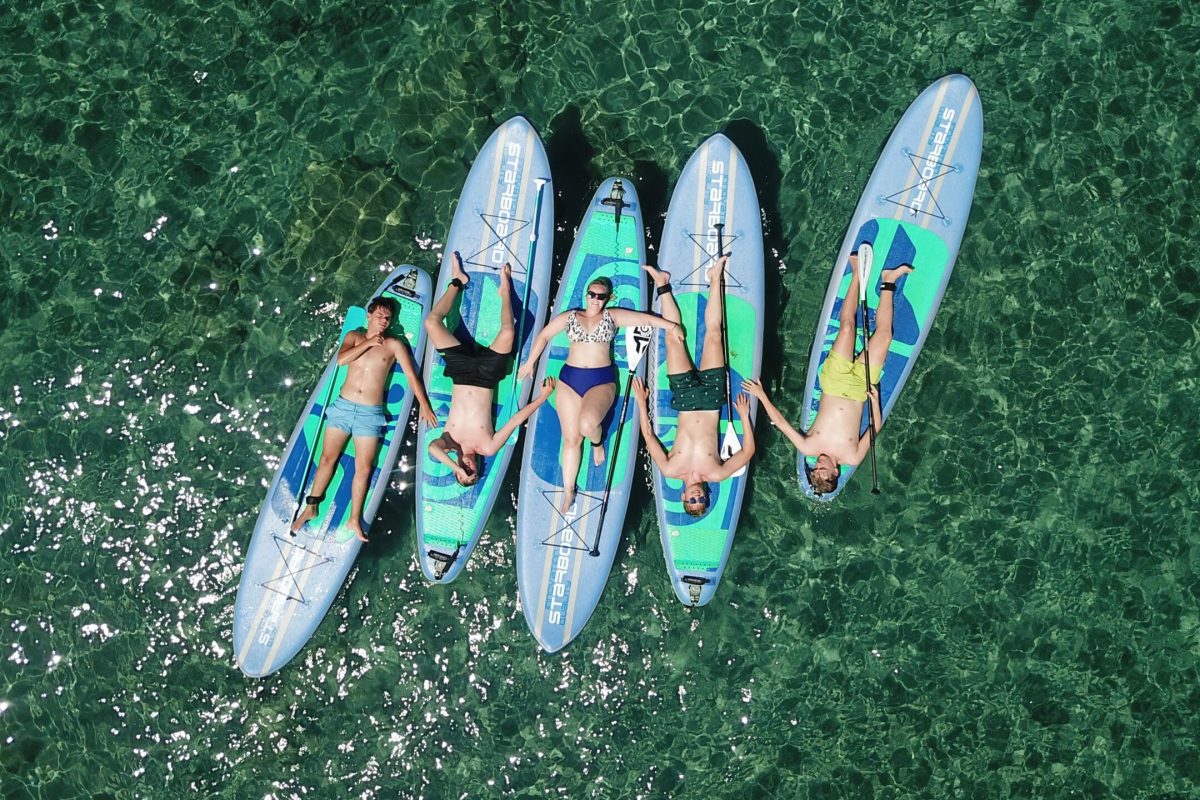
[492,142,523,264]
[909,107,957,216]
[545,506,579,626]
[705,159,726,254]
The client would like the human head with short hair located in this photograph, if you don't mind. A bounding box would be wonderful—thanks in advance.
[681,481,710,517]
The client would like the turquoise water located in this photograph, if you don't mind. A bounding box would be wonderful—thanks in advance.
[2,0,1198,797]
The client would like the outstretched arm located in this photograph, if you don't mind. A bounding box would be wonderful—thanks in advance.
[517,313,570,380]
[742,378,810,453]
[484,377,556,454]
[713,393,757,480]
[631,377,672,472]
[608,309,685,343]
[392,339,437,427]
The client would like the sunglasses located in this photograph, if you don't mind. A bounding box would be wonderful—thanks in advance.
[586,290,610,300]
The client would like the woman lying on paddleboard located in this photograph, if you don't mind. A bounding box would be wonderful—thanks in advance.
[518,276,683,512]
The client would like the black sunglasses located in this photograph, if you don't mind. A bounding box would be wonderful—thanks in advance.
[586,290,610,300]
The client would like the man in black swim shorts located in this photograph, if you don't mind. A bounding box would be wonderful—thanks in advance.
[422,252,553,487]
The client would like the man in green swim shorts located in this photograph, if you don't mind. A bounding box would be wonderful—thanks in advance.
[632,255,756,517]
[744,252,912,496]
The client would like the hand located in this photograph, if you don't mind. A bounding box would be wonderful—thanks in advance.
[742,377,767,401]
[631,376,650,405]
[867,384,880,404]
[734,392,751,419]
[539,376,556,399]
[668,322,686,344]
[368,334,385,348]
[517,361,534,381]
[419,404,439,428]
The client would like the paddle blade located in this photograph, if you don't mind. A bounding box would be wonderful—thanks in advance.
[856,243,874,301]
[626,324,653,371]
[720,422,745,478]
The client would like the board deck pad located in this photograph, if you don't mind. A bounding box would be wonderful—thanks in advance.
[415,115,554,583]
[233,264,432,677]
[516,177,646,652]
[649,134,764,607]
[797,74,983,501]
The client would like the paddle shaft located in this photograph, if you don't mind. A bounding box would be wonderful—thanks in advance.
[508,178,548,408]
[716,224,733,416]
[858,281,881,495]
[291,325,352,523]
[590,325,651,555]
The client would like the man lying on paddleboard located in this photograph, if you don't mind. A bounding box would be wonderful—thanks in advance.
[632,255,757,517]
[424,252,555,487]
[292,296,438,542]
[743,252,913,496]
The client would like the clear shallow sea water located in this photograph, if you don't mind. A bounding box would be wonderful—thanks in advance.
[2,1,1198,798]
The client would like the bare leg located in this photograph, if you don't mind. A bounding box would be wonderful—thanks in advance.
[291,425,352,532]
[862,265,913,369]
[830,254,861,362]
[423,252,469,350]
[345,436,379,542]
[577,383,616,466]
[698,255,728,371]
[555,384,583,512]
[488,263,515,354]
[642,264,693,374]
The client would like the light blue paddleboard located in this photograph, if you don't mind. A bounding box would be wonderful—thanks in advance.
[516,177,647,652]
[415,116,554,582]
[797,74,983,501]
[233,265,432,677]
[649,134,764,607]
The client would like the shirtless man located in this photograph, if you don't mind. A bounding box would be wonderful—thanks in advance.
[743,252,913,495]
[423,252,555,487]
[631,255,756,518]
[291,295,437,542]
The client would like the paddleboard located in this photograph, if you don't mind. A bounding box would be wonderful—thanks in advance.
[516,177,647,652]
[233,264,432,677]
[649,134,764,607]
[797,74,983,501]
[415,115,554,582]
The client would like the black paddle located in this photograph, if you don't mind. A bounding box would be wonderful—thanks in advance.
[714,224,743,473]
[289,309,364,532]
[588,323,653,556]
[856,243,881,495]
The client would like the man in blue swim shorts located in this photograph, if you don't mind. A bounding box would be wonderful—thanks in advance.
[291,295,437,542]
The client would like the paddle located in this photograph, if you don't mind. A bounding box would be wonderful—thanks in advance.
[507,177,549,413]
[714,224,745,477]
[856,243,881,495]
[588,322,654,556]
[289,307,366,532]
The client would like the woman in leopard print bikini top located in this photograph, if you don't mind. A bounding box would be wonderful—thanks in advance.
[518,275,683,512]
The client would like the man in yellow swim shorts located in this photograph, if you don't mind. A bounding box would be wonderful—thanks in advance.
[743,251,912,495]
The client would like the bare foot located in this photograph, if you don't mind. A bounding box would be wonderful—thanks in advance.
[290,501,318,534]
[348,520,369,543]
[592,438,606,466]
[498,262,512,297]
[641,263,670,289]
[451,251,470,286]
[559,486,577,515]
[881,264,914,283]
[707,254,728,284]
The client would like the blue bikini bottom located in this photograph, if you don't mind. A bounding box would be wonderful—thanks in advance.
[558,363,616,396]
